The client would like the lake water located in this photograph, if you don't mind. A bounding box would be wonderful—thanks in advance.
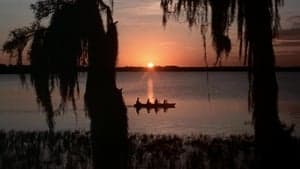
[0,72,299,136]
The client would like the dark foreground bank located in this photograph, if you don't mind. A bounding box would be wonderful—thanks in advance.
[0,130,299,169]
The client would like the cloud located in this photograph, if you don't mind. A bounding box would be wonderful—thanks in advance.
[287,15,300,22]
[285,15,300,29]
[275,26,300,66]
[158,41,177,47]
[278,28,300,40]
[274,39,300,47]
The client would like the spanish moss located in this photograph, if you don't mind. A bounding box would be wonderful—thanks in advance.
[160,0,297,168]
[2,0,121,131]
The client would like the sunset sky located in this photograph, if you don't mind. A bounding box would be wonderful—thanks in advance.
[0,0,300,67]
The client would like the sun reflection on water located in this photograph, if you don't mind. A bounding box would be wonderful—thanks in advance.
[147,76,154,102]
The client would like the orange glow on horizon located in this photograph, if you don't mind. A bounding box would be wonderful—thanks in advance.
[147,62,154,68]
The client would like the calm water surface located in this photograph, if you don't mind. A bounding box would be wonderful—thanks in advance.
[0,72,299,136]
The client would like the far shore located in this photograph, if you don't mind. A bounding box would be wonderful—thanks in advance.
[0,65,300,74]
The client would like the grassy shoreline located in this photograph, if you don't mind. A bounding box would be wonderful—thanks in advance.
[1,130,256,169]
[1,130,299,169]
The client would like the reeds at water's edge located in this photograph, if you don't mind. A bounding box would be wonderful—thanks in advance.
[2,130,299,169]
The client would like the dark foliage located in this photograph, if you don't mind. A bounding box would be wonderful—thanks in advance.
[160,0,298,168]
[3,2,128,168]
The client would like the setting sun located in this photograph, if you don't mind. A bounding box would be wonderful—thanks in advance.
[147,62,154,68]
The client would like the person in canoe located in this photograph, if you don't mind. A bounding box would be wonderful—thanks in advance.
[136,97,141,105]
[154,98,159,105]
[163,99,168,104]
[146,98,151,105]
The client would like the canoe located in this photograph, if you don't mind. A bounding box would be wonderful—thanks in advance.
[134,103,176,108]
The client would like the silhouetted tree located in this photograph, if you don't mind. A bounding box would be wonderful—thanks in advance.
[3,0,128,168]
[2,24,37,65]
[82,1,128,168]
[161,0,297,168]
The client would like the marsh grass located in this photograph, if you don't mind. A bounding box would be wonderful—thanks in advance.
[0,130,268,169]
